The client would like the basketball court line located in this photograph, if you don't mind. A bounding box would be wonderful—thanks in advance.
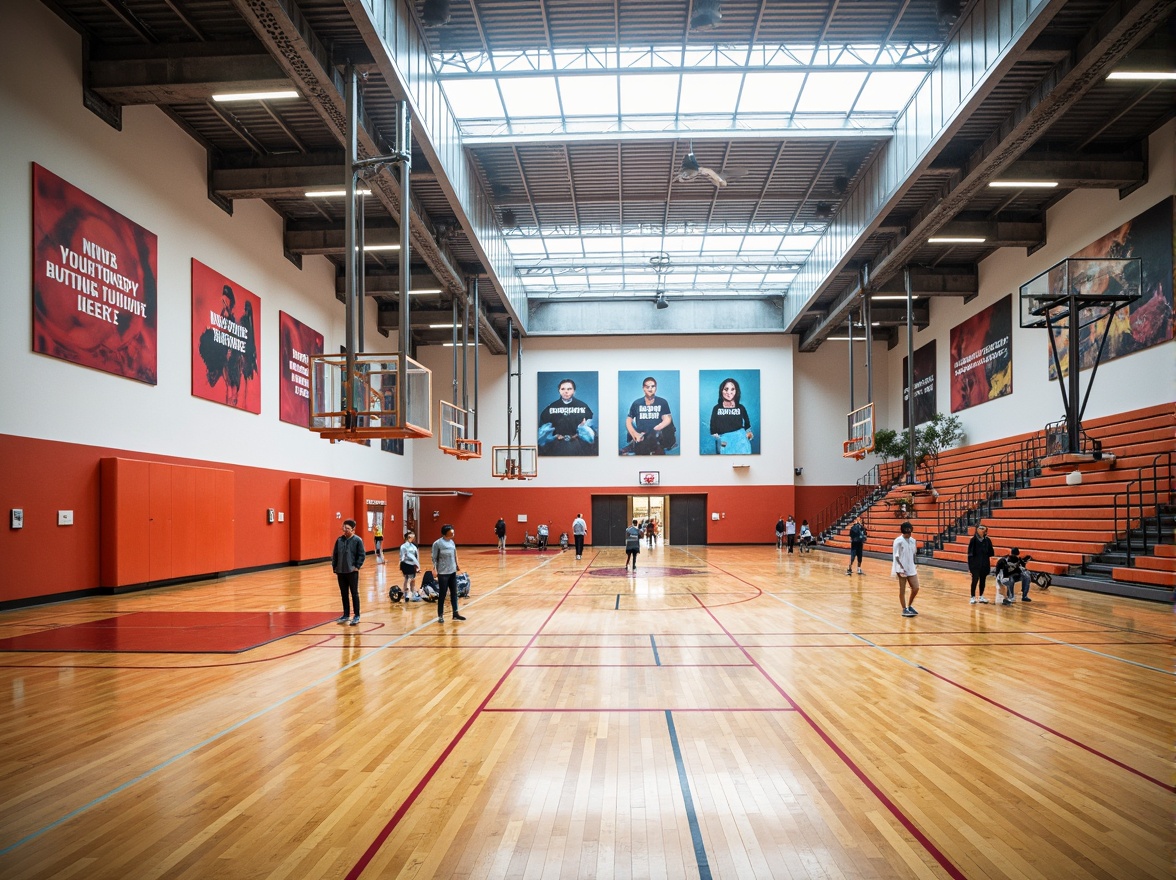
[0,554,565,858]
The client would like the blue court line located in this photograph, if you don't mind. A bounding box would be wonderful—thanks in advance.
[0,557,562,857]
[664,710,712,880]
[615,594,620,610]
[650,634,661,666]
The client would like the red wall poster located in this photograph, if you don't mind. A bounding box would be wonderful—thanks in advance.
[191,260,261,413]
[950,294,1012,413]
[32,163,158,383]
[278,311,323,426]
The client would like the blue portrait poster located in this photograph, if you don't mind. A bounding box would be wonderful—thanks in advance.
[537,371,599,456]
[699,370,760,455]
[618,371,680,455]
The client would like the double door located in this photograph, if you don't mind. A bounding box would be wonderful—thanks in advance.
[589,494,707,546]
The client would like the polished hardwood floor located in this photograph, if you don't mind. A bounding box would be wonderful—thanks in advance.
[0,544,1171,879]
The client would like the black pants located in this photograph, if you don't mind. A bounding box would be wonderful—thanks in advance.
[787,534,795,553]
[437,571,459,617]
[626,547,639,568]
[849,542,864,569]
[970,571,988,596]
[336,571,360,616]
[574,534,584,556]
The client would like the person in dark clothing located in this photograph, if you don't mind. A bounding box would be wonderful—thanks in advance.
[775,516,785,550]
[847,516,867,575]
[494,516,506,552]
[966,524,994,604]
[708,377,754,454]
[431,524,465,622]
[995,547,1033,605]
[331,519,366,626]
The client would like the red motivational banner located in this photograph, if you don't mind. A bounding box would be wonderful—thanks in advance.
[191,260,261,413]
[279,311,323,426]
[32,164,158,383]
[901,340,937,429]
[950,294,1013,413]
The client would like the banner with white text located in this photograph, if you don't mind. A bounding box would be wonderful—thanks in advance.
[950,295,1012,413]
[278,311,323,426]
[32,163,158,383]
[191,260,261,413]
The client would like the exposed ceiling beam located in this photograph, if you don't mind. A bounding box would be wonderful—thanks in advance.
[798,0,1171,351]
[996,155,1147,188]
[869,267,978,297]
[87,41,290,104]
[462,128,892,147]
[285,221,400,255]
[210,153,348,199]
[335,273,444,298]
[929,219,1046,248]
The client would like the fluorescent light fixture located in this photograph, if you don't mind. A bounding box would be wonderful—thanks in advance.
[988,180,1058,188]
[410,288,443,295]
[212,90,300,102]
[428,323,457,328]
[871,294,922,301]
[306,188,372,197]
[1106,70,1176,81]
[927,236,986,244]
[362,244,400,252]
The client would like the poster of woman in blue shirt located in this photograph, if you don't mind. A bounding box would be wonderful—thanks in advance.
[699,370,760,455]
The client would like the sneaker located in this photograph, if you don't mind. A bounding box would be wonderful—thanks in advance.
[970,597,977,604]
[453,614,467,621]
[1002,598,1012,606]
[1022,595,1032,602]
[437,616,444,623]
[907,606,918,615]
[349,616,360,626]
[857,568,863,574]
[847,569,853,576]
[979,597,989,604]
[336,616,349,624]
[902,608,916,617]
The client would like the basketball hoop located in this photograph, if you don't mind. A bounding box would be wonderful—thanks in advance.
[492,445,538,480]
[843,403,874,460]
[439,401,481,460]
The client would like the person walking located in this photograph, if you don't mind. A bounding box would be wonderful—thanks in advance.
[893,521,920,618]
[624,518,642,571]
[785,515,797,553]
[494,516,506,552]
[431,525,466,622]
[775,515,785,550]
[332,519,366,626]
[399,529,422,602]
[646,519,656,548]
[847,515,867,575]
[373,521,384,564]
[572,513,587,560]
[966,524,994,604]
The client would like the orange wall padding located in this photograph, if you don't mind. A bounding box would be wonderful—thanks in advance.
[290,478,331,563]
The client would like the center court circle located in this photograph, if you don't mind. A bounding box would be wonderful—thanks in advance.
[589,566,698,577]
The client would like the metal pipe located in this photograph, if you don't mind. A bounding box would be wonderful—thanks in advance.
[357,190,365,354]
[863,298,872,405]
[343,65,357,421]
[472,277,479,439]
[451,296,458,404]
[904,265,916,486]
[461,284,469,415]
[397,101,411,428]
[847,313,855,412]
[506,317,514,461]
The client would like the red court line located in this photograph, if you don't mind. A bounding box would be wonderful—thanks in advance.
[344,566,593,880]
[921,668,1174,792]
[483,707,797,713]
[0,635,337,669]
[695,563,968,880]
[515,662,755,668]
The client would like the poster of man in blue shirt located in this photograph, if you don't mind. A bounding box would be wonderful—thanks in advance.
[619,371,679,455]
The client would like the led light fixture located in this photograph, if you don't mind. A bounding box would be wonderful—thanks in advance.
[927,236,986,244]
[988,181,1057,188]
[1106,70,1176,81]
[306,188,372,197]
[212,90,299,102]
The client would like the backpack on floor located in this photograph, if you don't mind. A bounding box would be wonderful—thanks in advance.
[1030,571,1052,590]
[455,572,471,598]
[388,585,403,603]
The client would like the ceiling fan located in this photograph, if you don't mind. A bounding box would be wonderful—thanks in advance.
[677,146,732,188]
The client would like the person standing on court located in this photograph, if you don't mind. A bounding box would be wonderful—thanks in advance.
[399,529,422,602]
[494,516,506,552]
[432,524,466,622]
[372,520,384,564]
[332,519,366,626]
[572,513,587,560]
[624,518,642,571]
[847,515,867,575]
[893,521,920,617]
[785,515,797,553]
[775,515,785,550]
[966,524,994,604]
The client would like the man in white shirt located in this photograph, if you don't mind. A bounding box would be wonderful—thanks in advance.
[892,521,920,618]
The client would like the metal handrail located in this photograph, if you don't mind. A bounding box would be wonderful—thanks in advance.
[1114,452,1172,566]
[931,431,1047,550]
[813,460,905,539]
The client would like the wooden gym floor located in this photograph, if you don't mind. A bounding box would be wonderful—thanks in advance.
[0,544,1171,879]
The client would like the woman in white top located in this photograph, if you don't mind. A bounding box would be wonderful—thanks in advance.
[399,531,421,601]
[892,521,920,617]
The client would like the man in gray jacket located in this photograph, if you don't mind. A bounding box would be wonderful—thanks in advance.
[431,524,466,623]
[331,519,366,626]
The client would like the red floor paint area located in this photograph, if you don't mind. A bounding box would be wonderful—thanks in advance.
[0,611,341,653]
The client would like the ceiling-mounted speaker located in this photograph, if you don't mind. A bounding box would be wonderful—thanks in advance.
[833,175,849,195]
[655,290,669,310]
[936,0,961,29]
[501,209,517,229]
[690,0,722,30]
[815,202,833,220]
[422,0,451,27]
